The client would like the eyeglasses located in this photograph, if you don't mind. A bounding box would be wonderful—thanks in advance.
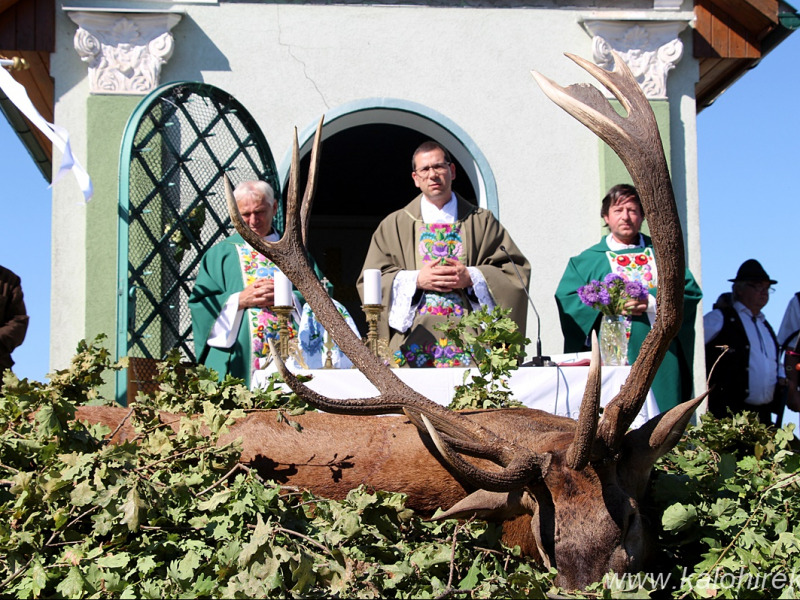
[745,283,775,294]
[414,162,450,177]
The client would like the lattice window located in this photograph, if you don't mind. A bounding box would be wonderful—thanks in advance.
[118,82,279,377]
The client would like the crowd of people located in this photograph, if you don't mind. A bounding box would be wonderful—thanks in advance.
[183,139,798,426]
[188,140,531,384]
[4,141,794,427]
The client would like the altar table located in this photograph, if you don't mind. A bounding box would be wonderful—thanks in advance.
[251,363,660,429]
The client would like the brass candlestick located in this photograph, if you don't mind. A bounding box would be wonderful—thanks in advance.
[271,305,294,361]
[362,304,384,357]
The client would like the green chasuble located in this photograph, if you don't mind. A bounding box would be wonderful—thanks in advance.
[357,194,530,366]
[554,234,702,412]
[188,232,326,387]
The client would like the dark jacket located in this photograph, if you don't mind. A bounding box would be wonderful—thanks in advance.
[0,265,29,371]
[705,305,779,422]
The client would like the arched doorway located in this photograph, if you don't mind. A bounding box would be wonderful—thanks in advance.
[283,101,497,335]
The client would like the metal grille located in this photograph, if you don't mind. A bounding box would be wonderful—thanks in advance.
[118,82,279,367]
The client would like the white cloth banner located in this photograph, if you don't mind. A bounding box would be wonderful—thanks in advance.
[252,364,661,430]
[0,66,93,202]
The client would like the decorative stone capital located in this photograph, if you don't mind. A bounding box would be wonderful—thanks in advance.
[583,20,688,99]
[68,11,182,95]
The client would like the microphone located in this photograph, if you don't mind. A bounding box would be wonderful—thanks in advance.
[499,245,552,367]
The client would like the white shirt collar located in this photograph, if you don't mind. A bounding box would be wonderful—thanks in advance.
[245,230,279,247]
[606,232,644,250]
[734,300,764,321]
[420,193,457,224]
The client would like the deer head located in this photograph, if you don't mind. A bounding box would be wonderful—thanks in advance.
[224,52,704,590]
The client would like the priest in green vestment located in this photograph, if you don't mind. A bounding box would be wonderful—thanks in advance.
[189,180,328,388]
[554,184,702,412]
[357,141,531,368]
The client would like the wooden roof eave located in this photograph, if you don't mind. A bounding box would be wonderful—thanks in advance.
[0,0,55,181]
[0,49,53,182]
[694,0,799,112]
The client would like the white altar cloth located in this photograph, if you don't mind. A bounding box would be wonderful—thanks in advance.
[251,363,660,429]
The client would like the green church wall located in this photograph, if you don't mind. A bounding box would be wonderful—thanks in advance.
[86,95,140,399]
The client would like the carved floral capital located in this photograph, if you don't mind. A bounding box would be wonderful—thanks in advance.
[583,20,688,99]
[68,11,182,95]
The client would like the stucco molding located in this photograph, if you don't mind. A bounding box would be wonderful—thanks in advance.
[583,20,688,99]
[67,11,182,95]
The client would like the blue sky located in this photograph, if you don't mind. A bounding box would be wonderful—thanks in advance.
[697,31,800,338]
[696,31,800,431]
[1,32,798,422]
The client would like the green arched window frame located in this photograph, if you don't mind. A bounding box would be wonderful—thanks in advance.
[116,81,279,402]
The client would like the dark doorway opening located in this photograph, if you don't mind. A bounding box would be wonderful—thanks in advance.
[285,123,477,335]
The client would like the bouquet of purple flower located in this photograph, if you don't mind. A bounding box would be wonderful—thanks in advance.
[577,273,649,317]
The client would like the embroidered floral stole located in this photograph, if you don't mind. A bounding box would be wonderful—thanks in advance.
[236,244,297,372]
[394,223,471,368]
[604,246,658,339]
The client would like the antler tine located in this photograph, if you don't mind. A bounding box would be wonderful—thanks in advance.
[401,408,504,457]
[299,117,324,247]
[227,123,550,487]
[269,339,548,488]
[283,128,303,244]
[566,331,602,470]
[268,337,515,466]
[419,414,551,492]
[532,52,685,456]
[225,128,426,403]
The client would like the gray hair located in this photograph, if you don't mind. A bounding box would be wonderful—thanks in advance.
[233,180,276,211]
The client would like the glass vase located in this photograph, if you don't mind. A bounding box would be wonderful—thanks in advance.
[599,315,629,366]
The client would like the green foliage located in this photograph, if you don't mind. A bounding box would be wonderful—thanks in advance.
[0,336,554,598]
[145,348,312,419]
[5,335,800,598]
[648,412,800,599]
[436,305,528,410]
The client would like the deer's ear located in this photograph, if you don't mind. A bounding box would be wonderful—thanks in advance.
[618,395,706,492]
[430,489,530,522]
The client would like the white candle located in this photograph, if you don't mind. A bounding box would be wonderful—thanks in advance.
[363,269,382,305]
[273,270,293,306]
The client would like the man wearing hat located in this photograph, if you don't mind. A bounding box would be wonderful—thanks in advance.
[704,259,786,424]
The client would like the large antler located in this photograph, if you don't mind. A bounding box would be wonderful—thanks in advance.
[531,52,685,458]
[225,118,556,491]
